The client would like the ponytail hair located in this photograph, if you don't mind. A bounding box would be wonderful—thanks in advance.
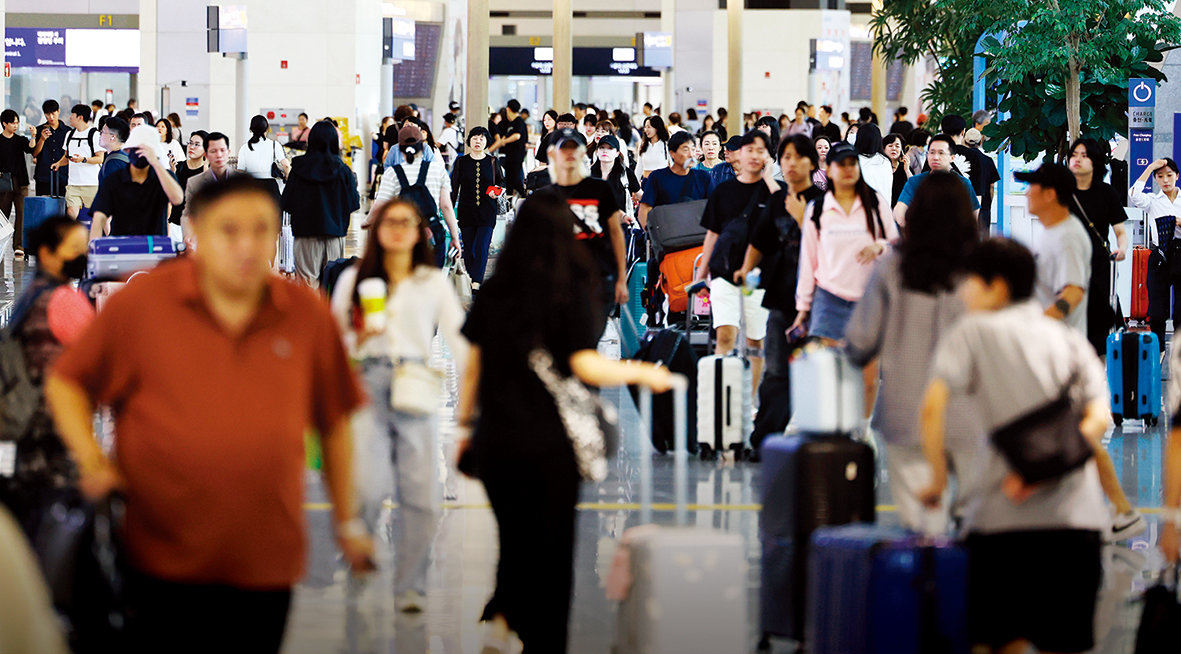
[247,114,269,151]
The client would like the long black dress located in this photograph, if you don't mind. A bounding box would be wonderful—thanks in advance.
[460,272,600,653]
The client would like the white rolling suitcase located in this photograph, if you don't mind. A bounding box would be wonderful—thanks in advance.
[789,344,863,434]
[695,280,753,460]
[613,386,748,654]
[276,211,295,274]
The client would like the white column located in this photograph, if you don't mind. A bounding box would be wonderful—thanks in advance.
[552,0,573,112]
[726,0,742,136]
[466,0,490,125]
[380,61,394,117]
[235,54,250,148]
[661,0,675,115]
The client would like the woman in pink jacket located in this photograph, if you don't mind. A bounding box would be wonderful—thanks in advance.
[791,141,897,419]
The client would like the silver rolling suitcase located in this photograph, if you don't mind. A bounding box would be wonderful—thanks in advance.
[613,385,748,654]
[695,280,753,459]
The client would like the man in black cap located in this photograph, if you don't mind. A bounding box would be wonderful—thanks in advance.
[534,128,628,336]
[708,135,744,193]
[1015,163,1088,333]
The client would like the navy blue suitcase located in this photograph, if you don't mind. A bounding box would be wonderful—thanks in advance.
[24,187,66,250]
[807,524,970,654]
[759,434,875,645]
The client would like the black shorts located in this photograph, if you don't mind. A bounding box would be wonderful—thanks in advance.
[966,529,1102,653]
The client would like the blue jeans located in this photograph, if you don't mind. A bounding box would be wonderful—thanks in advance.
[358,357,440,596]
[461,224,495,284]
[810,286,857,341]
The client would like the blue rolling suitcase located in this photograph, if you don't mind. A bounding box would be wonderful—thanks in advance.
[807,524,970,654]
[1106,330,1161,426]
[88,236,176,278]
[626,261,647,338]
[24,177,66,251]
[759,434,875,648]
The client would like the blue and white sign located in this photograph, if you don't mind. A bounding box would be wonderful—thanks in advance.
[4,28,66,67]
[1129,78,1156,193]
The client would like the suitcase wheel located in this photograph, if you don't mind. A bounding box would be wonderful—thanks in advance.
[757,635,771,652]
[1149,416,1159,427]
[699,443,716,461]
[1113,415,1123,427]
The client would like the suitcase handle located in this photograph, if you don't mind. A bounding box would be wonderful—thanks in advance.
[638,377,689,525]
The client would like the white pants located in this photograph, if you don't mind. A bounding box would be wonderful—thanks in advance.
[708,278,769,340]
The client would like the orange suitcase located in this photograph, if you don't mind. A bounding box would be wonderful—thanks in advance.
[1131,246,1150,321]
[659,247,702,313]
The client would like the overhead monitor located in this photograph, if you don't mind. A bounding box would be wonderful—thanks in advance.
[636,32,672,69]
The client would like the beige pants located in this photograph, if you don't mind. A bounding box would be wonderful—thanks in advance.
[293,236,345,287]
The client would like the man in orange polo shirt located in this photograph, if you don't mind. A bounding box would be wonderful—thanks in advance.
[47,175,374,653]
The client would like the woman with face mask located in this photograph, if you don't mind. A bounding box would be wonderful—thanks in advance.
[0,216,95,537]
[450,126,505,285]
[590,134,640,222]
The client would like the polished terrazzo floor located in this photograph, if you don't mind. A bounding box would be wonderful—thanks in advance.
[2,215,1171,654]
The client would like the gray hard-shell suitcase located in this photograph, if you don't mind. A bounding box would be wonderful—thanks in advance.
[613,385,748,654]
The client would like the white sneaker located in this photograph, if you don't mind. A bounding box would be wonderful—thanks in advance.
[1107,510,1147,543]
[395,590,425,614]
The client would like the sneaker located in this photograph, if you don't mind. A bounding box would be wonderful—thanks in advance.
[1107,509,1147,543]
[395,590,425,614]
[13,248,23,259]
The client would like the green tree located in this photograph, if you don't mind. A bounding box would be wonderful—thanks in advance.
[974,0,1181,152]
[872,0,1181,161]
[870,0,986,128]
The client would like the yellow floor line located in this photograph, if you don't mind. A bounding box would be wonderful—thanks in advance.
[305,502,1171,514]
[302,501,901,512]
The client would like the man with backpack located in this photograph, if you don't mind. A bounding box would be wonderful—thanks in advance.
[370,123,461,267]
[97,116,131,185]
[49,105,102,220]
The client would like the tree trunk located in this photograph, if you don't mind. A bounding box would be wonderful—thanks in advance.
[1065,42,1082,145]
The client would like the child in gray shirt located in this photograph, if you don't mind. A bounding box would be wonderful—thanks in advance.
[918,238,1109,654]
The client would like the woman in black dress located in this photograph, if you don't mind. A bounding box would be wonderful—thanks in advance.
[455,195,674,653]
[450,126,503,285]
[883,132,910,206]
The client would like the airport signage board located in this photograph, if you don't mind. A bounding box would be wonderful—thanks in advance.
[489,47,660,78]
[1129,78,1156,190]
[4,27,139,71]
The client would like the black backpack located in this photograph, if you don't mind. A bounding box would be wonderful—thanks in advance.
[320,257,359,298]
[393,163,439,223]
[67,127,98,158]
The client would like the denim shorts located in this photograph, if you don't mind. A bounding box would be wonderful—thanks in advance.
[810,286,857,341]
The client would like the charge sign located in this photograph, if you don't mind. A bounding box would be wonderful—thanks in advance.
[1129,78,1156,194]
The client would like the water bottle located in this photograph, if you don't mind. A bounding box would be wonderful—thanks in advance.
[743,268,761,295]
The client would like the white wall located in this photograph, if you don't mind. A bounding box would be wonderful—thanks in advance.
[711,9,851,117]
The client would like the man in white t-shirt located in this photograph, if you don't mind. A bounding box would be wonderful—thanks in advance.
[49,104,102,219]
[1018,162,1146,541]
[1019,163,1090,334]
[437,113,461,170]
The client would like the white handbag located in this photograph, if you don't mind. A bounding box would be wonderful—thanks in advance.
[391,360,443,416]
[448,252,473,307]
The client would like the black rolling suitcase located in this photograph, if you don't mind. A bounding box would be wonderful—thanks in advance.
[757,433,875,650]
[621,304,699,453]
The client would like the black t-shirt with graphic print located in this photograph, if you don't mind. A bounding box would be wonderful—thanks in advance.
[534,177,622,278]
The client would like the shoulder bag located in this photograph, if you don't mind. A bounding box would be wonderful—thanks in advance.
[989,367,1093,484]
[528,348,619,482]
[270,141,287,181]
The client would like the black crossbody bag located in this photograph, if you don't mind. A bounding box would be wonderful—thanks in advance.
[990,369,1093,484]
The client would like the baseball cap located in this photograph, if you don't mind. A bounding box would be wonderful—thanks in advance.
[826,142,858,164]
[965,128,982,146]
[549,127,585,150]
[1014,163,1076,205]
[724,136,743,152]
[398,123,424,148]
[596,134,621,152]
[449,101,461,112]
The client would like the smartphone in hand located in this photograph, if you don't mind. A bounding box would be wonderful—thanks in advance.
[786,325,808,347]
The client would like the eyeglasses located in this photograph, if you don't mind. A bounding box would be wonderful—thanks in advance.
[379,218,421,230]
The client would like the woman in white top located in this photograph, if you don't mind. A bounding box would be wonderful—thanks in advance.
[854,123,895,204]
[638,115,670,179]
[155,118,185,171]
[1131,157,1181,343]
[237,114,291,199]
[331,197,469,615]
